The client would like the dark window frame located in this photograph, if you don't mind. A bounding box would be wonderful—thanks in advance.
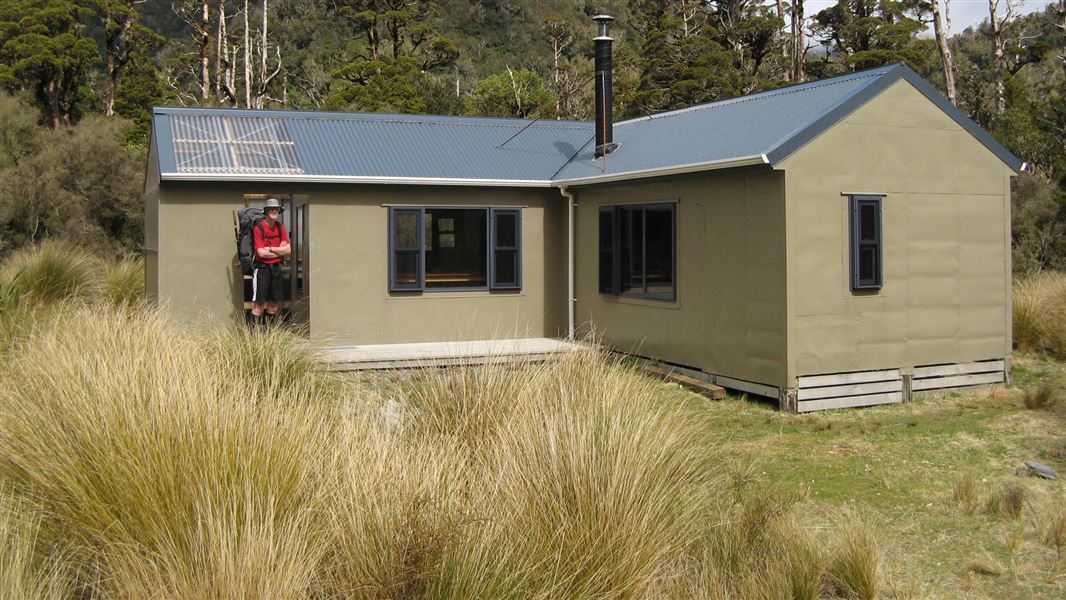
[388,206,522,293]
[849,194,883,291]
[598,202,677,301]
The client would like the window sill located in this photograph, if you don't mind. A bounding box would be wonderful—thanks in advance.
[599,294,680,310]
[388,289,524,299]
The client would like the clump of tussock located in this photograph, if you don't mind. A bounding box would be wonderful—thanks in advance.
[664,480,826,600]
[823,519,882,600]
[101,254,144,306]
[1044,502,1066,559]
[1013,272,1066,358]
[983,481,1028,521]
[0,239,103,306]
[964,555,1005,576]
[0,488,71,600]
[952,472,981,515]
[1021,378,1063,411]
[0,305,345,598]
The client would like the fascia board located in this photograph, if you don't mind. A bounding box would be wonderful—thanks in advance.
[160,172,555,187]
[551,154,771,186]
[764,66,905,167]
[897,69,1024,173]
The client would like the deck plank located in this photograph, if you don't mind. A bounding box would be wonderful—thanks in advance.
[324,338,588,370]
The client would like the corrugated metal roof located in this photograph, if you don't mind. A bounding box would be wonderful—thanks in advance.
[154,109,592,184]
[150,64,1022,186]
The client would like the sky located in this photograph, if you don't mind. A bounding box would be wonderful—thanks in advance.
[800,0,1051,34]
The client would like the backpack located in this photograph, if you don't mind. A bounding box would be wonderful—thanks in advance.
[236,207,266,276]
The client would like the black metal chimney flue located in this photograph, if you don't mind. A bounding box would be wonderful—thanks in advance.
[593,15,616,158]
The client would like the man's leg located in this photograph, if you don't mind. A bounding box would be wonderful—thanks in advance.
[265,264,283,323]
[250,266,266,325]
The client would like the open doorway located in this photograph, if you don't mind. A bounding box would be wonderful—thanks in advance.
[238,194,310,329]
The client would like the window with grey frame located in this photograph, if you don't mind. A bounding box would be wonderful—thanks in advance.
[849,195,883,290]
[388,207,521,292]
[598,203,676,301]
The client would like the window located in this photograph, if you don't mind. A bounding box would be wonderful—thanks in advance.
[598,203,676,300]
[388,207,521,292]
[849,195,883,290]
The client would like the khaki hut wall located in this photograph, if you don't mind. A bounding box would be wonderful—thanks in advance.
[143,141,160,302]
[573,169,789,388]
[779,79,1014,382]
[154,182,566,344]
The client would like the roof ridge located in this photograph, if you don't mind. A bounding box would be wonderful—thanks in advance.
[616,65,897,128]
[156,106,592,130]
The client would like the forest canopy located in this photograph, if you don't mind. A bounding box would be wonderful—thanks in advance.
[0,0,1063,269]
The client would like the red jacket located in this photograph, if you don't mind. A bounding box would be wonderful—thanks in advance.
[252,220,290,265]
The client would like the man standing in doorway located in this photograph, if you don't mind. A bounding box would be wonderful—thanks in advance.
[251,198,291,325]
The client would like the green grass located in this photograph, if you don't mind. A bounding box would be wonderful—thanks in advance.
[671,359,1066,599]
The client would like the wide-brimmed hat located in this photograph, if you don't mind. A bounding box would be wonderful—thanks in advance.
[263,198,284,212]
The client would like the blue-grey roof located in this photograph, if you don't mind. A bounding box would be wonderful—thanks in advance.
[150,64,1022,187]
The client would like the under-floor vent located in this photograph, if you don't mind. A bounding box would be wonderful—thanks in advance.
[911,360,1005,392]
[796,369,903,412]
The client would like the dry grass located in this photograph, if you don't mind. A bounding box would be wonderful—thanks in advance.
[1014,272,1066,358]
[0,488,72,600]
[101,254,145,306]
[1045,502,1066,559]
[965,555,1005,576]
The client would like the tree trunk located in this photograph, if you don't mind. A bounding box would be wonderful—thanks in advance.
[244,0,251,107]
[791,0,805,82]
[777,0,790,82]
[1058,0,1065,77]
[200,0,210,102]
[984,0,1002,115]
[931,0,956,106]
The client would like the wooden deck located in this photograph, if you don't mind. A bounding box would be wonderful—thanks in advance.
[323,337,588,371]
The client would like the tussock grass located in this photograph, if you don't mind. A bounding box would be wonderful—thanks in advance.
[1014,272,1066,358]
[964,555,1005,576]
[984,481,1028,521]
[0,239,101,305]
[1022,379,1064,411]
[952,472,981,515]
[1044,502,1066,559]
[0,307,341,598]
[101,254,144,307]
[0,488,71,600]
[823,519,882,600]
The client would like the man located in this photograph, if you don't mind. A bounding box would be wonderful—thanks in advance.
[251,198,291,324]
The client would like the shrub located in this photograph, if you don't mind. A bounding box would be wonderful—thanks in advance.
[1013,272,1066,358]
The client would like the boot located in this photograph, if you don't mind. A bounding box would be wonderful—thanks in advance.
[246,311,259,327]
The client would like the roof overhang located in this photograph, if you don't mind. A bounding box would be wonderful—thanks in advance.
[159,172,555,187]
[552,154,770,187]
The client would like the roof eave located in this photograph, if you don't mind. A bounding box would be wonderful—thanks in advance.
[552,154,771,187]
[764,64,1024,173]
[160,172,555,187]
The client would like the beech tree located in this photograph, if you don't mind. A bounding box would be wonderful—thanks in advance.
[0,0,100,127]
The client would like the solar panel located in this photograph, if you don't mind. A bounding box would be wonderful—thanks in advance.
[170,114,304,174]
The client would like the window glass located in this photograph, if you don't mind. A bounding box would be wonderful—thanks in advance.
[850,195,883,290]
[395,210,419,249]
[598,208,614,294]
[395,251,419,287]
[425,208,487,288]
[599,203,676,301]
[495,213,516,248]
[644,206,674,297]
[494,250,517,285]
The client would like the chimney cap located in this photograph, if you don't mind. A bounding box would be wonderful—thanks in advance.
[592,14,615,22]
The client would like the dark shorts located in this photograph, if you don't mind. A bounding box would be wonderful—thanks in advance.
[251,263,283,302]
